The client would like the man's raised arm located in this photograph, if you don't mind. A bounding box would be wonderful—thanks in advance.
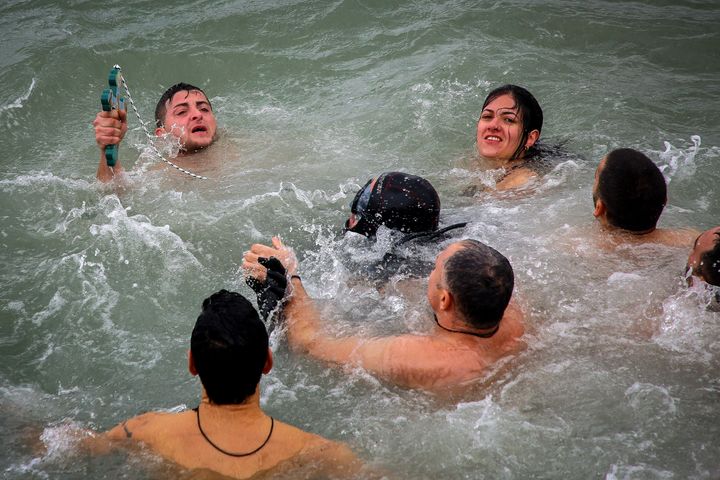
[243,237,393,369]
[93,108,127,182]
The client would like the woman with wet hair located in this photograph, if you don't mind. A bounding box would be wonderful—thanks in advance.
[474,84,544,190]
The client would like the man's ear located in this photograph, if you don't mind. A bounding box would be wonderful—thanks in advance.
[262,348,273,374]
[525,129,540,149]
[188,349,198,376]
[155,126,166,137]
[593,198,606,219]
[438,288,453,312]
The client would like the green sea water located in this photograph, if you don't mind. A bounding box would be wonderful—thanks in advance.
[1,0,719,478]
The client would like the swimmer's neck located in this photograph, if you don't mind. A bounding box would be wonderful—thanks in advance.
[178,144,213,157]
[598,220,656,236]
[434,313,500,340]
[197,389,266,420]
[479,155,525,170]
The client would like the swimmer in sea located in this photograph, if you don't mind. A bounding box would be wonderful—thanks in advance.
[87,290,359,479]
[473,84,543,191]
[93,83,217,182]
[247,172,467,321]
[243,238,525,395]
[344,171,443,238]
[592,148,698,247]
[343,170,467,276]
[686,226,720,287]
[345,171,468,241]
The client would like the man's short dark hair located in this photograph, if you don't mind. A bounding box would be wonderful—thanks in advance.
[597,148,667,232]
[191,290,268,405]
[698,232,720,286]
[444,240,514,329]
[154,83,210,128]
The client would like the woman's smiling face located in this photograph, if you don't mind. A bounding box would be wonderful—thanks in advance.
[476,93,529,162]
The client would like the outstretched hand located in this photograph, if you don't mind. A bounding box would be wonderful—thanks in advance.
[246,256,288,320]
[243,237,298,321]
[243,237,298,277]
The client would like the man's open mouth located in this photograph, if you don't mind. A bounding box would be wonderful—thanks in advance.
[191,126,208,133]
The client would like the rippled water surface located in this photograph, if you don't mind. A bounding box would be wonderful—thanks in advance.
[1,1,719,478]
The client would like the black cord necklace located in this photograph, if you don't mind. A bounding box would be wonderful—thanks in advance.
[195,406,274,457]
[433,314,499,338]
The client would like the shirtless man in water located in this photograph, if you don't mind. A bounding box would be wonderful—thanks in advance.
[243,238,525,394]
[94,290,358,479]
[93,83,217,182]
[592,148,697,247]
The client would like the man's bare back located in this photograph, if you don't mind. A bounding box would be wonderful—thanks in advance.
[372,302,525,392]
[244,238,525,395]
[104,406,356,479]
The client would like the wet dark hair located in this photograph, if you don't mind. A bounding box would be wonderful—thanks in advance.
[345,172,441,237]
[697,232,720,287]
[154,83,211,128]
[191,290,268,405]
[481,84,543,161]
[444,239,514,329]
[596,148,667,233]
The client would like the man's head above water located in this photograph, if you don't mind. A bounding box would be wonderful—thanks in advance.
[428,239,515,333]
[344,172,441,237]
[93,81,219,182]
[190,289,270,405]
[154,83,217,152]
[592,148,667,234]
[687,226,720,287]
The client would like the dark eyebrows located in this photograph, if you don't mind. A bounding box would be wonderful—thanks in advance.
[481,105,519,117]
[170,100,212,111]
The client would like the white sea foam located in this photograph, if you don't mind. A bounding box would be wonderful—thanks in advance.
[40,421,92,459]
[0,171,91,190]
[89,195,201,270]
[0,78,36,114]
[656,135,701,182]
[605,462,673,480]
[624,382,677,416]
[607,272,644,285]
[31,291,66,326]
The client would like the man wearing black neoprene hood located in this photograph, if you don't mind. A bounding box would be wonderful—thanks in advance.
[344,172,441,238]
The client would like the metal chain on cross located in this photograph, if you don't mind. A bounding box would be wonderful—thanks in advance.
[106,65,207,180]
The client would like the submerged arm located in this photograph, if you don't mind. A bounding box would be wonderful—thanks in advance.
[242,238,392,370]
[284,277,393,366]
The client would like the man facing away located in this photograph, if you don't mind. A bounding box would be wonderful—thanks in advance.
[243,237,525,394]
[97,290,358,479]
[592,148,697,247]
[93,82,217,182]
